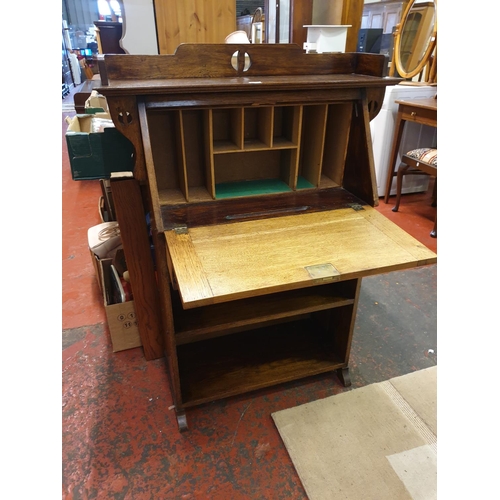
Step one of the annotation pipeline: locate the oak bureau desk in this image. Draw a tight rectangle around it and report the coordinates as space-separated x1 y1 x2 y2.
97 44 437 431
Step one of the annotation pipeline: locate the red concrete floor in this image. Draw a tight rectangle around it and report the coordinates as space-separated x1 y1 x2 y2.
62 86 437 499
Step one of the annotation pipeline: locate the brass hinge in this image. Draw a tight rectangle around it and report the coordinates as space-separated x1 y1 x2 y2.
305 263 340 282
348 203 364 211
173 225 188 235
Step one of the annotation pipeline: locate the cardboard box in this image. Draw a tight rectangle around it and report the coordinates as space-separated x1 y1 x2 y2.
85 90 108 114
66 113 135 181
91 250 142 352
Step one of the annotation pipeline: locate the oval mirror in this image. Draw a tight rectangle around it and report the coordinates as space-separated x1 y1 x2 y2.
392 0 437 79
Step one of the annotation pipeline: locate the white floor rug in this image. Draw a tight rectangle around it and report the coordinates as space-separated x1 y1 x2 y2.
272 366 437 500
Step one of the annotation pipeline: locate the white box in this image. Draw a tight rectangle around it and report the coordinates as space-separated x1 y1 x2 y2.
303 25 351 53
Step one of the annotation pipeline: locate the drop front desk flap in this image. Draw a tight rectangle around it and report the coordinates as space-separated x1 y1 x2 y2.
97 44 437 431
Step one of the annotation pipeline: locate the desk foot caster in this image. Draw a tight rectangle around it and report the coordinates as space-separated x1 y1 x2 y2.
176 410 189 432
336 367 351 387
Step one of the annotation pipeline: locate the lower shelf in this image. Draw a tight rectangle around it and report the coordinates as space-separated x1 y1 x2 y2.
177 317 346 407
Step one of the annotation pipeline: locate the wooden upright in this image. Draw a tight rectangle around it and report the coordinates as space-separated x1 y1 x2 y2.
153 0 236 54
98 44 437 431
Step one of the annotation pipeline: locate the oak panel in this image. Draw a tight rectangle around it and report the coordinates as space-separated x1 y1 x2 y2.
166 206 437 308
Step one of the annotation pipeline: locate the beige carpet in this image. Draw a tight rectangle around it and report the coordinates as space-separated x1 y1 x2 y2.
272 366 437 500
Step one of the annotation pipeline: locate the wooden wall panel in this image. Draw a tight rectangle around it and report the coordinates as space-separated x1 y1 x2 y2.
154 0 236 54
290 0 313 47
341 0 364 52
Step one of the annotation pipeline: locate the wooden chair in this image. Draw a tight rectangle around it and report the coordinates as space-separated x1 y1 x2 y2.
392 147 437 238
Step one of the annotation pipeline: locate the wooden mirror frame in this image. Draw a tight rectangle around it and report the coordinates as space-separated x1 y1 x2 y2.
390 0 437 79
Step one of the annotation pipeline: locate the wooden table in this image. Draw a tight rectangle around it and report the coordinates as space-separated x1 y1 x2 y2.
383 97 437 203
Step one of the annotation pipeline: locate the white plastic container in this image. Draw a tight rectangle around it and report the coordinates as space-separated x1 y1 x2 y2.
303 25 351 53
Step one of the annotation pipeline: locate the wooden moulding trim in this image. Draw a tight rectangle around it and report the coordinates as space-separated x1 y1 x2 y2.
97 45 400 95
101 45 358 80
98 74 401 97
137 100 163 230
160 187 365 229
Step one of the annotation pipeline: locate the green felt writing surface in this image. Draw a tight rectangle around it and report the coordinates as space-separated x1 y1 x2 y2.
215 177 315 199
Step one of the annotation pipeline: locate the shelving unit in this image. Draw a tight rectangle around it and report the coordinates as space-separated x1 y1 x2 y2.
98 44 437 431
171 279 359 407
145 102 354 205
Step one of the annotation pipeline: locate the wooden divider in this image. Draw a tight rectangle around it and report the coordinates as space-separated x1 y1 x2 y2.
145 102 353 205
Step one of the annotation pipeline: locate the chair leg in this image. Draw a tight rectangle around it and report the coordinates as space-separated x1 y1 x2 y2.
431 178 437 207
392 163 410 212
430 213 437 238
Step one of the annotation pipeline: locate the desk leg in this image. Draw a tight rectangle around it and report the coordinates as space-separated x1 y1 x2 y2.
111 178 164 360
176 410 188 432
383 112 406 204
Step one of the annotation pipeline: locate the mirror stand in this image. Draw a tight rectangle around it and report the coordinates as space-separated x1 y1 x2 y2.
389 0 437 84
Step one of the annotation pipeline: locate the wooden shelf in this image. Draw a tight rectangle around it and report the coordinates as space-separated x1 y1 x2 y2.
319 175 341 189
213 139 297 153
174 282 356 344
213 140 241 153
243 139 274 151
177 319 346 407
271 137 297 149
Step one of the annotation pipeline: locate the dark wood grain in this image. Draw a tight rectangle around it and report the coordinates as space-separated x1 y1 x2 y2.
172 280 358 344
160 187 366 229
105 95 147 182
150 230 184 409
177 319 344 407
95 45 428 430
110 178 164 359
342 0 365 52
143 88 364 109
336 367 351 387
97 45 399 89
290 0 312 48
343 97 378 206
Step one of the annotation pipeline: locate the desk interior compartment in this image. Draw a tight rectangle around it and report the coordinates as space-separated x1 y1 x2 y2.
147 108 212 204
298 104 328 188
272 105 301 148
243 106 273 149
213 149 298 198
146 100 355 205
211 105 301 198
211 108 243 152
319 102 352 188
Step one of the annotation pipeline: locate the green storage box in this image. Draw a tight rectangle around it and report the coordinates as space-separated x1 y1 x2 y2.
66 114 135 180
